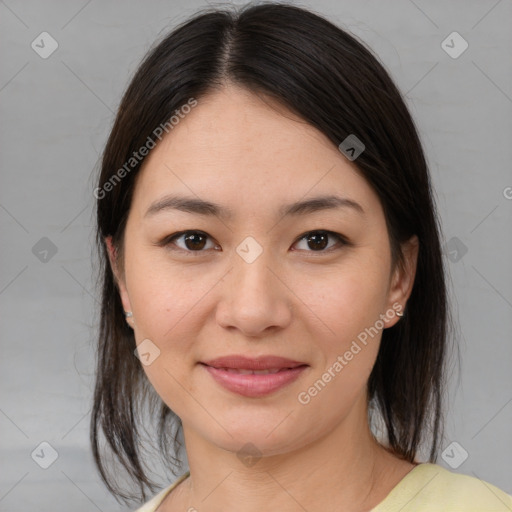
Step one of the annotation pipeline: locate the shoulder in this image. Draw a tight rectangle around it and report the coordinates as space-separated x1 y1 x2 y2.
418 463 512 509
133 471 190 512
375 462 512 512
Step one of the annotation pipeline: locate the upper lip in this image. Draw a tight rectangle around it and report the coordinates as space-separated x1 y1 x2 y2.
201 355 308 370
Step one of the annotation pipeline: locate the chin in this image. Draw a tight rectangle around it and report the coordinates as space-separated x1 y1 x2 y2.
196 412 312 459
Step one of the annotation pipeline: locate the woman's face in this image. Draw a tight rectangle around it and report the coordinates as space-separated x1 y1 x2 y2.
108 84 418 456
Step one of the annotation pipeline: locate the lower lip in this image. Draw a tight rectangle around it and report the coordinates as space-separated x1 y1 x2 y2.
201 364 308 398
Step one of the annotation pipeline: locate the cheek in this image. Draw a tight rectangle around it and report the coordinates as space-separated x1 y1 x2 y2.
125 239 390 417
291 258 389 403
126 258 202 412
295 258 390 344
125 248 207 341
293 269 386 420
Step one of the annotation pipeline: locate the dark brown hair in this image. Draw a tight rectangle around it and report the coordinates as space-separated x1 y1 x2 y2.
91 2 454 505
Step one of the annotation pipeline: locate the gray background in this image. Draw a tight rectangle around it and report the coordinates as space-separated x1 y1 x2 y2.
1 0 511 510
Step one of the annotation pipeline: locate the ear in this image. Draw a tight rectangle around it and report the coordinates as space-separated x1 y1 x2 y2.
383 235 419 328
105 235 133 325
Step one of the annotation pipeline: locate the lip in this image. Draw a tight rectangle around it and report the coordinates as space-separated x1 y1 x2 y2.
200 355 309 398
201 355 306 370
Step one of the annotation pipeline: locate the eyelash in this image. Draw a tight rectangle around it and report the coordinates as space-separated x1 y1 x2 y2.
159 230 349 257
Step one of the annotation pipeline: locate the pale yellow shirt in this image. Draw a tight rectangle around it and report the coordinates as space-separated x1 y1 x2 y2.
134 463 512 511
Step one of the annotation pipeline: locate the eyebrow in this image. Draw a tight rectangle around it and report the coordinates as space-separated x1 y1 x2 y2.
144 194 365 220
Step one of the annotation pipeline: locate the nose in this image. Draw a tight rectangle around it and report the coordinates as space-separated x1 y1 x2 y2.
215 249 293 337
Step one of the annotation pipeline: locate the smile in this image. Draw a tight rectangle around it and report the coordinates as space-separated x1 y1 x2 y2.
200 363 309 397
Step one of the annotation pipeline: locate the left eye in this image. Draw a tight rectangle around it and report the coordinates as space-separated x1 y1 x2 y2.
161 230 347 254
292 230 346 253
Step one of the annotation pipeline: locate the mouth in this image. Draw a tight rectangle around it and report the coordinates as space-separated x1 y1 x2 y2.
199 355 309 397
205 367 300 375
201 354 307 371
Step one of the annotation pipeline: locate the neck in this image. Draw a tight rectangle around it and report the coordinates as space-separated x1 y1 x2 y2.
170 396 410 512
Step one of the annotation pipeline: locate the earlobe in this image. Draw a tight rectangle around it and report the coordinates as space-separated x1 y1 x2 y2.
104 235 134 328
384 235 419 326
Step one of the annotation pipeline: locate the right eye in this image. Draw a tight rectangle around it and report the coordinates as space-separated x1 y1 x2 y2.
162 230 220 255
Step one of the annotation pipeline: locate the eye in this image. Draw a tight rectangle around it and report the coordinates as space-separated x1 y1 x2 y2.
163 230 219 254
160 229 348 256
291 230 347 253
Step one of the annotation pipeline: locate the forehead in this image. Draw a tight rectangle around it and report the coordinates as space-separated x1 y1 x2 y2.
129 84 382 221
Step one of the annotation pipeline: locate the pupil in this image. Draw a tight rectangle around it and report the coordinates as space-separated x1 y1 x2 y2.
308 232 328 250
185 233 206 250
182 232 329 251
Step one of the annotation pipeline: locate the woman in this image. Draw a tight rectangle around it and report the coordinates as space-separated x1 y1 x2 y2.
90 3 512 511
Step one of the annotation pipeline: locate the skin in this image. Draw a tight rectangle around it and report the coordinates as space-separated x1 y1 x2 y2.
106 83 419 511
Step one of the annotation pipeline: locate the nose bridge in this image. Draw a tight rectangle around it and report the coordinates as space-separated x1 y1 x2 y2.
231 240 277 303
216 237 291 335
